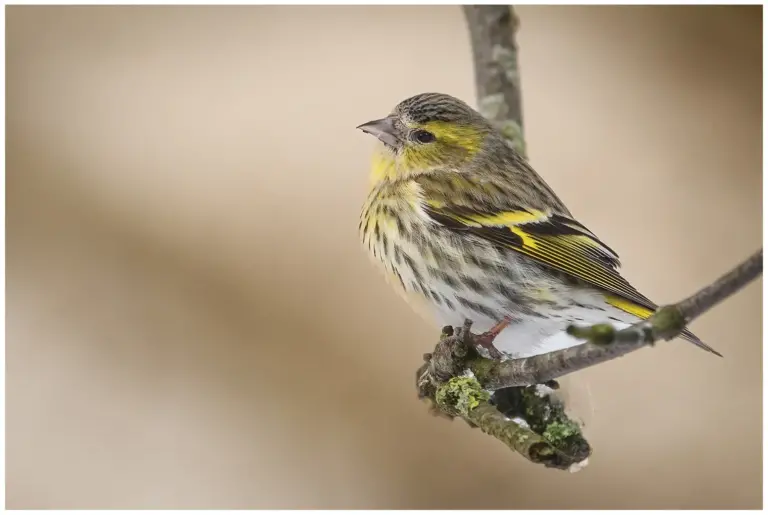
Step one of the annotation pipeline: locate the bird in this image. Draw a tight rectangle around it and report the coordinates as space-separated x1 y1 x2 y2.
356 92 721 360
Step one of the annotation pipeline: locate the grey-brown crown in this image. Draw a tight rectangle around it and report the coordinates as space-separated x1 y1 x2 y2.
393 92 487 125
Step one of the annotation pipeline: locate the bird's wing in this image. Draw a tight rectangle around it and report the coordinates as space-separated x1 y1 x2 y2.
423 201 651 305
422 199 719 354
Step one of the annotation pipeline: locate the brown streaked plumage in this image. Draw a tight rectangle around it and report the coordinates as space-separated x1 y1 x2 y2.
357 92 721 358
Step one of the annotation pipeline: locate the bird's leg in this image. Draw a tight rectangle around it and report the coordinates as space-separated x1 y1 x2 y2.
473 316 512 360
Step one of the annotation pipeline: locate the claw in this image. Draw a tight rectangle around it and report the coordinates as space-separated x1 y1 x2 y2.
474 316 512 359
484 316 513 340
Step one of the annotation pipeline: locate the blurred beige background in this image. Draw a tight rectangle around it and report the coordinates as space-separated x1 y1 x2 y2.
6 5 762 509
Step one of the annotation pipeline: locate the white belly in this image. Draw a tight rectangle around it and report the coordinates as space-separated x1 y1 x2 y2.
429 286 639 359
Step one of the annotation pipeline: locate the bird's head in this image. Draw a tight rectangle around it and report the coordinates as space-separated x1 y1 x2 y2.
357 93 494 183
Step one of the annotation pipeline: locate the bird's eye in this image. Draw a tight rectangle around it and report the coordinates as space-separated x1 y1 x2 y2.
412 130 436 144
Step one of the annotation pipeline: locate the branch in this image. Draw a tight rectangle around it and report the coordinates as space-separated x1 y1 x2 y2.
417 325 592 471
463 5 526 156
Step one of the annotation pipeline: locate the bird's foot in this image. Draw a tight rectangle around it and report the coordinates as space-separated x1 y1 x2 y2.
473 316 511 360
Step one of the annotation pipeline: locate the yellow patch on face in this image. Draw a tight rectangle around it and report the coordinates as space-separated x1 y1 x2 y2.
604 295 654 319
399 120 485 173
369 146 397 185
421 121 484 155
366 120 487 184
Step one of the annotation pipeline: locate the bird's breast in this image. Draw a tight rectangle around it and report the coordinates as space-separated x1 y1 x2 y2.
360 183 537 324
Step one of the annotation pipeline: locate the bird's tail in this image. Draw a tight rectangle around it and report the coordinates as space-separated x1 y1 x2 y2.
680 329 722 357
604 295 722 357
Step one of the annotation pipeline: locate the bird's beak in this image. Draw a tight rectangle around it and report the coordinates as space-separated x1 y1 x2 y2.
356 117 400 147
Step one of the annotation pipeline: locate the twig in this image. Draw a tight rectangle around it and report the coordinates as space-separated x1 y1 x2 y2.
676 248 763 322
463 5 526 156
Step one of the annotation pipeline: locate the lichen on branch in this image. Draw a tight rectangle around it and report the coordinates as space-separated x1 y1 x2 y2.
417 323 592 470
435 376 490 418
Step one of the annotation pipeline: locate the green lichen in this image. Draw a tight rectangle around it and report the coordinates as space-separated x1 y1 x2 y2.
435 376 491 418
478 92 507 121
499 120 526 156
466 355 501 386
652 305 686 339
543 419 582 446
566 323 616 345
492 44 521 89
492 386 591 462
